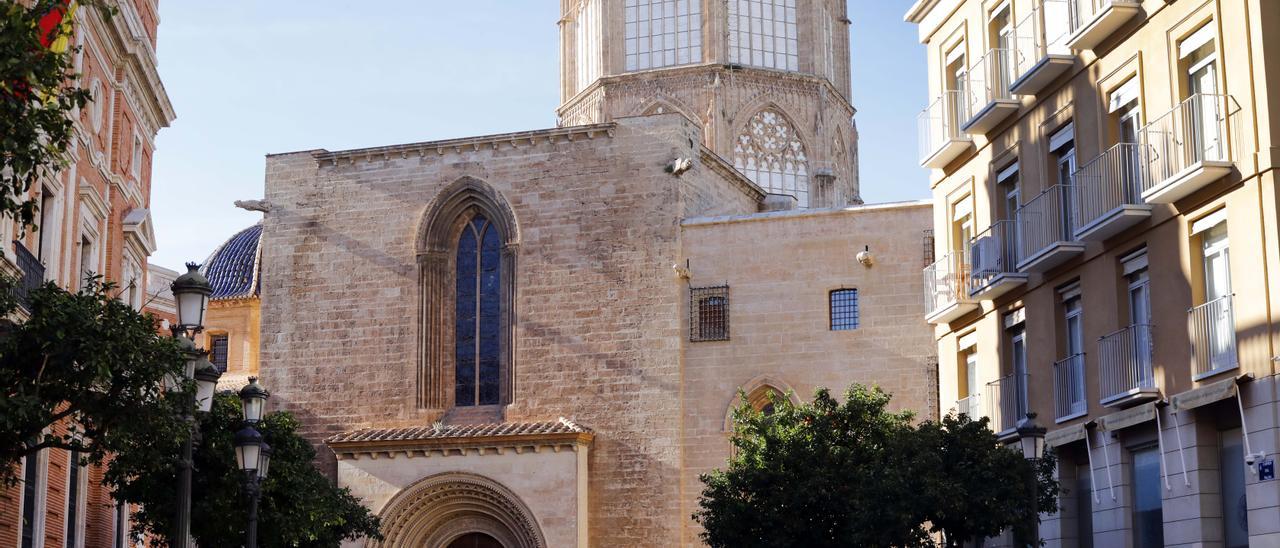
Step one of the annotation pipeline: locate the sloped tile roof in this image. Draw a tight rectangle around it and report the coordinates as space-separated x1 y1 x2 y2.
200 222 262 300
326 418 591 445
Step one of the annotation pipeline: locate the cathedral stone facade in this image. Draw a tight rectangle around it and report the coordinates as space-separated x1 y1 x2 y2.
256 3 934 547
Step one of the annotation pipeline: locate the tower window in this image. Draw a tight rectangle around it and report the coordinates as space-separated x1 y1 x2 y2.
829 288 859 330
728 0 799 71
733 108 810 207
691 285 730 342
455 213 503 406
624 0 702 71
210 334 229 373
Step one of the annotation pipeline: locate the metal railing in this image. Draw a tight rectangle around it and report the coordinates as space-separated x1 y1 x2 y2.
968 220 1018 296
1073 142 1147 229
918 90 967 163
1190 294 1238 379
1016 184 1077 264
1012 0 1071 82
963 48 1018 120
1099 324 1156 404
1140 93 1238 191
956 394 982 418
13 240 44 311
1053 354 1087 420
924 249 970 317
1068 0 1129 35
986 372 1028 434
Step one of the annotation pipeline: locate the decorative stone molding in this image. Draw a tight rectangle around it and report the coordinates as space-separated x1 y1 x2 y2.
309 123 616 167
370 472 548 548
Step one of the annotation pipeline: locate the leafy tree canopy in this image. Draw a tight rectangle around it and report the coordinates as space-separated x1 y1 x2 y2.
695 384 1059 548
107 392 383 547
0 276 190 483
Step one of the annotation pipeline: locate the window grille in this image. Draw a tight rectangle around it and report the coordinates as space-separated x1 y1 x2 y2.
923 229 935 267
830 288 859 330
210 334 229 373
691 285 730 341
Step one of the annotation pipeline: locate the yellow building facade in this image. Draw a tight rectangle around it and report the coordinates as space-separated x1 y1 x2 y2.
908 0 1280 546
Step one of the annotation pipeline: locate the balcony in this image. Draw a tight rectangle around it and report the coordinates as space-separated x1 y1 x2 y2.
959 48 1020 135
1009 0 1074 96
1016 184 1084 273
1072 143 1152 241
1065 0 1141 51
955 394 983 419
1140 94 1239 204
1098 324 1158 407
967 220 1028 301
1190 294 1238 381
924 249 978 325
918 90 973 168
986 372 1028 436
1053 354 1087 422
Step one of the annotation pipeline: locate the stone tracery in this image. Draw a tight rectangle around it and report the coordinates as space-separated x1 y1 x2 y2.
733 108 811 207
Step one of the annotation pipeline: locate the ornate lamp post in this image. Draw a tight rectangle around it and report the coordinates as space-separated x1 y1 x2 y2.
235 377 271 548
1016 413 1047 547
168 263 218 548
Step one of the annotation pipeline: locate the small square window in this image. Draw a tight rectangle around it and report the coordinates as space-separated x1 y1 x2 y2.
830 288 859 330
210 334 229 373
691 285 730 342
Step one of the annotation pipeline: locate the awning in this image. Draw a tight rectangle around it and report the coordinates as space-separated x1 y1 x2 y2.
1170 374 1247 412
1099 401 1158 432
1046 421 1091 447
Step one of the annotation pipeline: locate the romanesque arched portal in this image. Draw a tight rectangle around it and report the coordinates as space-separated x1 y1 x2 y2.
370 472 546 548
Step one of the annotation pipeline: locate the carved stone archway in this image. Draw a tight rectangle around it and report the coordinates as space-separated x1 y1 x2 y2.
371 472 546 548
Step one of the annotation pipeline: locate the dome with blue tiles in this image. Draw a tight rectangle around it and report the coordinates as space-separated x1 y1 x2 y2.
200 222 263 300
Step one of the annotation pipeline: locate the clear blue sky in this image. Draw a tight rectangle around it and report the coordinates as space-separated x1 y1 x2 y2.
149 1 928 271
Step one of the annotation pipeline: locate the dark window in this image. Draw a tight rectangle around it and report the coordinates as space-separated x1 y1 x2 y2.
830 288 859 330
448 532 503 548
66 450 81 547
20 452 39 548
691 285 730 341
210 334 229 373
455 214 502 406
113 502 128 548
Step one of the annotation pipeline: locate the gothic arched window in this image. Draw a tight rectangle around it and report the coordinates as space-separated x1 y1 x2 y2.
733 109 811 207
455 214 502 406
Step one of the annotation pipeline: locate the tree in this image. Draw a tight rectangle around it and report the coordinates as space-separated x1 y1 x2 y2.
107 392 383 547
694 384 1060 548
0 276 191 483
0 0 98 227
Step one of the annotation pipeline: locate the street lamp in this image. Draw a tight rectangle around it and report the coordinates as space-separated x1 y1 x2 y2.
171 263 211 336
235 378 272 548
192 354 220 413
168 263 217 548
1016 413 1047 547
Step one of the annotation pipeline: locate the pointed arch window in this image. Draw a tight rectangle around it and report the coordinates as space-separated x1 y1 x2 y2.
733 109 811 207
455 214 503 407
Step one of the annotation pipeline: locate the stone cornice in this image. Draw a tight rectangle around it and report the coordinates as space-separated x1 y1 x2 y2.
681 199 933 227
90 2 175 133
329 431 594 461
303 123 618 167
697 148 766 201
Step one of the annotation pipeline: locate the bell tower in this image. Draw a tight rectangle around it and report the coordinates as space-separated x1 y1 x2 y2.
558 0 860 207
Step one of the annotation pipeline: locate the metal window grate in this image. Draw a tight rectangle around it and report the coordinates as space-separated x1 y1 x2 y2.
922 229 935 267
210 335 229 373
691 285 730 342
830 288 859 330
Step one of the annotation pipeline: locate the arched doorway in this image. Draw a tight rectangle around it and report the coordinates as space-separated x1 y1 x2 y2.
447 532 503 548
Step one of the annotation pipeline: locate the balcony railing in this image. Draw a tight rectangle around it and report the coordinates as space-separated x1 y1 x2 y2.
1072 142 1151 241
955 394 982 419
1066 0 1141 51
1140 93 1239 203
1016 184 1084 272
967 220 1026 300
1053 354 1087 421
1099 324 1158 406
13 240 44 311
924 249 977 324
960 48 1020 134
1190 294 1238 380
986 373 1028 435
918 90 972 168
1010 0 1073 96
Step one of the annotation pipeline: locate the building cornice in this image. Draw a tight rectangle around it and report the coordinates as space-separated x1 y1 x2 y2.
697 147 767 201
327 419 595 461
90 2 176 133
298 123 618 167
681 199 933 227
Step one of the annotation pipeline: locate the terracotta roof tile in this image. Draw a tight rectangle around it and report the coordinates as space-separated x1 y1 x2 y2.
326 418 590 445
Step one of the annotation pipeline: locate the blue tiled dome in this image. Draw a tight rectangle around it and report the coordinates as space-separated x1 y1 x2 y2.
200 223 263 300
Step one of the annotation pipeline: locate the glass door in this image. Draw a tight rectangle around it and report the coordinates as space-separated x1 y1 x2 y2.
1118 104 1143 201
1128 269 1153 382
1056 144 1077 238
1202 223 1235 371
1187 55 1221 162
1220 428 1248 547
1012 328 1028 419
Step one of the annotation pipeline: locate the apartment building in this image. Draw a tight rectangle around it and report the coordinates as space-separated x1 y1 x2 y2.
907 0 1280 546
0 1 173 547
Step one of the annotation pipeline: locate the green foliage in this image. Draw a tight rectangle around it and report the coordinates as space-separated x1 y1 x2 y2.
695 384 1060 548
0 275 190 483
0 1 100 227
107 393 383 547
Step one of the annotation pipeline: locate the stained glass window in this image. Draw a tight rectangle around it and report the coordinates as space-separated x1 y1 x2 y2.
455 214 503 406
733 109 810 207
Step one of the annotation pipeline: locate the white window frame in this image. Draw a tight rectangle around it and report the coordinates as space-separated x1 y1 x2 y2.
64 449 87 548
18 449 49 548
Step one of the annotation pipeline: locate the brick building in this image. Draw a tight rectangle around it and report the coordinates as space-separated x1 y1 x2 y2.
255 2 937 546
0 1 173 547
